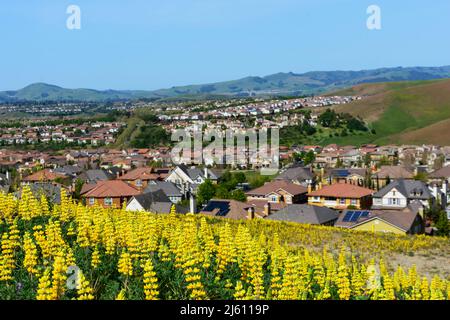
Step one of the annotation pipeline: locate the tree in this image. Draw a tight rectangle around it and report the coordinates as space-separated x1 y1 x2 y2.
435 211 449 237
196 180 217 206
230 189 247 202
73 178 85 200
303 150 316 166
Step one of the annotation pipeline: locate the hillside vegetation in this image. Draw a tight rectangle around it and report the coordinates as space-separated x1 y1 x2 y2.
2 66 450 102
327 78 450 146
0 188 449 300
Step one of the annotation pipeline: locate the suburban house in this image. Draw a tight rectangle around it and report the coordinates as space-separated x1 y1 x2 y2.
372 165 414 188
144 180 184 204
246 180 308 205
200 199 256 220
307 183 374 210
322 168 367 186
165 165 221 194
335 205 424 235
274 166 314 187
265 204 339 226
83 180 141 208
372 179 435 209
118 167 169 191
126 189 189 214
21 169 66 185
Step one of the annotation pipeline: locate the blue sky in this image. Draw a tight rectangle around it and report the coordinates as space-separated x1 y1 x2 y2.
0 0 449 91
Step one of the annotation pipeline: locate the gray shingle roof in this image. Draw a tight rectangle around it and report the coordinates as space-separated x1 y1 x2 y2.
275 166 314 182
266 204 339 225
129 190 189 214
144 181 182 197
373 179 432 200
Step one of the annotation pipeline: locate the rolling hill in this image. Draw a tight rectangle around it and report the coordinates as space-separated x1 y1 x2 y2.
330 78 450 145
1 65 450 102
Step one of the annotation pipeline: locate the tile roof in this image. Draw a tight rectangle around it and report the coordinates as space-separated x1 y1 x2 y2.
118 167 161 181
246 180 308 197
307 183 374 198
200 199 254 220
374 166 414 179
266 204 338 225
429 165 450 179
22 169 66 182
84 180 140 198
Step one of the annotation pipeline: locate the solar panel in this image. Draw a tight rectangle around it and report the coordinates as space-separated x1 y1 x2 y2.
350 211 362 222
203 201 230 216
343 211 354 222
361 211 370 217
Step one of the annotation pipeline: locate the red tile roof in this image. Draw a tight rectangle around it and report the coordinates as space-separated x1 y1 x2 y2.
23 169 66 182
308 183 374 198
84 180 141 198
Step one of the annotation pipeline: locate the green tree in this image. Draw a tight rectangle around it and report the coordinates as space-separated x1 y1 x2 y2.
230 189 247 202
435 211 449 237
196 180 217 206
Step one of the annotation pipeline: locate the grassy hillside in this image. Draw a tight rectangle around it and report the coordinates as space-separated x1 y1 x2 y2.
328 79 450 145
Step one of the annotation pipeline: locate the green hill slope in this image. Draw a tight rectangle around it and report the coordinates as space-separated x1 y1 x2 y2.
331 78 450 145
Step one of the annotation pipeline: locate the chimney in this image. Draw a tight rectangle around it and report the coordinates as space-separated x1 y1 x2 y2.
307 184 312 194
204 167 208 179
264 202 271 216
247 207 255 220
5 171 10 181
189 193 196 214
319 182 322 190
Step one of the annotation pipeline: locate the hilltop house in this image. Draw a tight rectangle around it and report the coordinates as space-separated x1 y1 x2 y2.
335 205 424 235
144 180 184 204
372 179 435 209
307 183 374 210
165 165 221 194
83 180 140 208
246 180 308 205
372 165 414 188
126 189 189 214
200 199 256 220
274 166 314 187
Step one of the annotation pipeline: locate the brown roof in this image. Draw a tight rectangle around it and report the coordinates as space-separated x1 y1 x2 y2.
118 167 161 181
23 169 66 182
375 166 414 179
429 165 450 179
200 199 254 220
84 180 141 198
308 183 374 198
246 180 308 197
336 207 420 232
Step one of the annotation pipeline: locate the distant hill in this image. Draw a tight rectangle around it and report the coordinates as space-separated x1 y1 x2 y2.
1 65 450 102
329 78 450 145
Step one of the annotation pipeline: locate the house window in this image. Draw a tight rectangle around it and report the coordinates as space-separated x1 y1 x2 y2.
104 198 113 206
340 198 346 205
270 195 277 202
388 198 399 205
312 196 321 202
89 198 95 205
136 179 142 187
350 199 357 205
